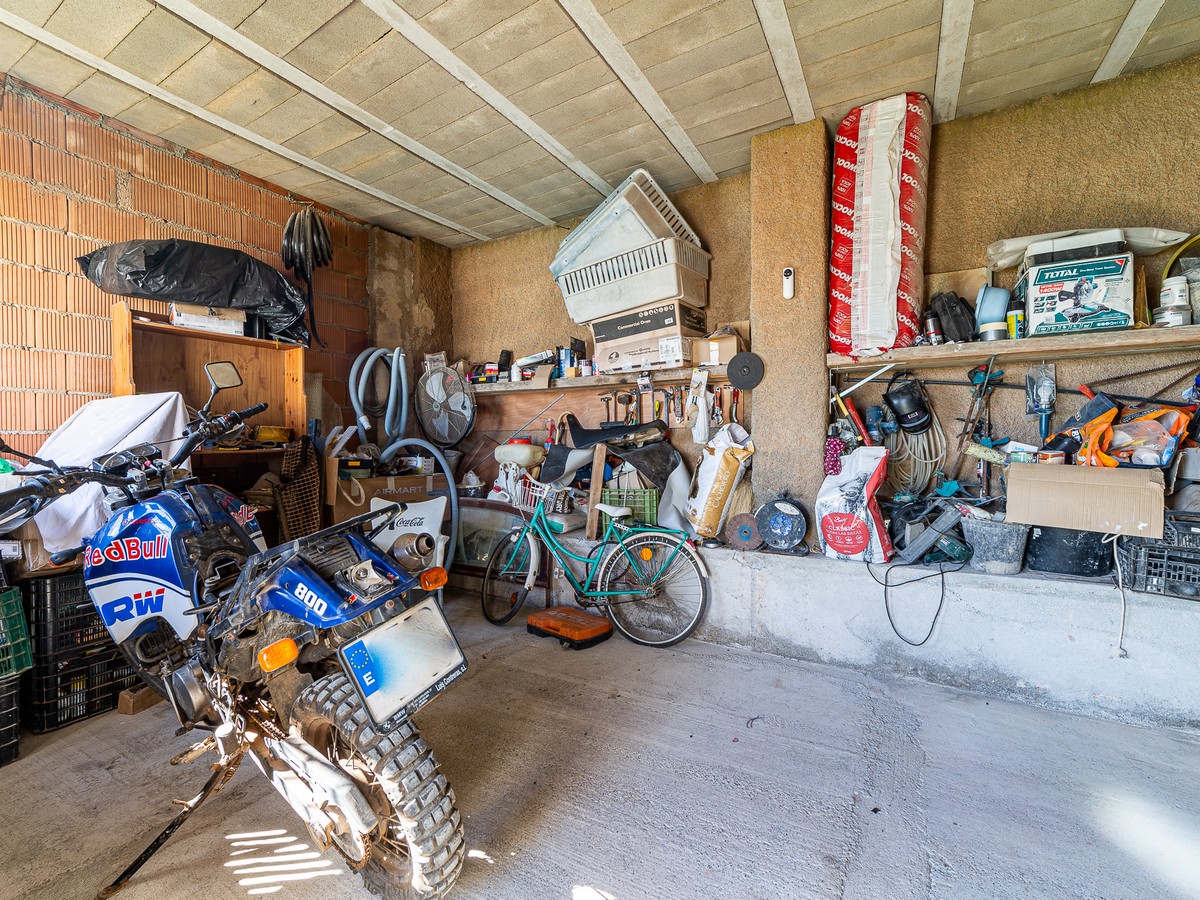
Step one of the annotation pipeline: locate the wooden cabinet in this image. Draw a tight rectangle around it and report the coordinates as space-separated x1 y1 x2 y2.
110 301 306 434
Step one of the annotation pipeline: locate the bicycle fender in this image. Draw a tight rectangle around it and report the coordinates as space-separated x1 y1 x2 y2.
523 532 540 591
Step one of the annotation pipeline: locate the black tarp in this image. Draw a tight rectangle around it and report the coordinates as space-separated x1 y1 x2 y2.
77 239 310 345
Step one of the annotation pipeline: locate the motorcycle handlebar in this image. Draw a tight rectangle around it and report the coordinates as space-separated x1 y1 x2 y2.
169 402 269 466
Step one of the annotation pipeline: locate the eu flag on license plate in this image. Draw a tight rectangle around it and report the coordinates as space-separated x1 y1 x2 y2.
343 639 381 697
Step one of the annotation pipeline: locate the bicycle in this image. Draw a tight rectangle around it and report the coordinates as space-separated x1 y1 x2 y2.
480 477 709 647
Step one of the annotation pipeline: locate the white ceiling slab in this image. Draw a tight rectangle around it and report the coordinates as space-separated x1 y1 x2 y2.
0 0 1196 246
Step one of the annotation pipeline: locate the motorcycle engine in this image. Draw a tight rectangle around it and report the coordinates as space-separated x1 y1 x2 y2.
163 658 221 728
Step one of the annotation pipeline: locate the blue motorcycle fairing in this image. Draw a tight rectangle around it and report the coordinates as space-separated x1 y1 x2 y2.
84 491 202 644
208 485 267 552
256 533 424 628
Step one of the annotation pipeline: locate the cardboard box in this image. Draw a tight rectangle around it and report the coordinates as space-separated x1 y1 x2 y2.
591 301 707 374
169 302 247 336
702 321 748 366
326 458 452 525
1023 252 1134 336
1005 463 1164 538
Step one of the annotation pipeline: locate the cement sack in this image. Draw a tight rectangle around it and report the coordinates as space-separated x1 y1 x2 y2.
816 446 893 562
685 424 754 538
829 92 931 357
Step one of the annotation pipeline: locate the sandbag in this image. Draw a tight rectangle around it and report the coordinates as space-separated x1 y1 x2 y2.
77 239 309 345
829 92 931 357
816 446 893 562
685 424 754 538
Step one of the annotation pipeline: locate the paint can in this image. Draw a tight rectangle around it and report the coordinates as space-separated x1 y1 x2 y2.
1160 275 1190 308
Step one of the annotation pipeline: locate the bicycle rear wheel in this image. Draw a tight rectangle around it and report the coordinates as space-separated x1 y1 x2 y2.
481 529 535 624
595 533 708 647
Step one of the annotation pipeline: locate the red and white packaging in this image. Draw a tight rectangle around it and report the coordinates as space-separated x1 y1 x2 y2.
815 446 893 563
829 92 931 357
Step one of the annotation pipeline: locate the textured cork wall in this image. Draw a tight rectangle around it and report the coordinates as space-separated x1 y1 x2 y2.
369 228 453 393
0 76 370 455
748 120 830 513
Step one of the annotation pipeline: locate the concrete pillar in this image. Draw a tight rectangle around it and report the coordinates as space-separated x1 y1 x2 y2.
748 120 830 524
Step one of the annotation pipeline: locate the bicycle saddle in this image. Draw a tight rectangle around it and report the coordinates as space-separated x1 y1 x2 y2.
564 413 666 450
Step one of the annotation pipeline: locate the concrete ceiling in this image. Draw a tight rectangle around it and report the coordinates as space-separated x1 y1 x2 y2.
1 0 1196 247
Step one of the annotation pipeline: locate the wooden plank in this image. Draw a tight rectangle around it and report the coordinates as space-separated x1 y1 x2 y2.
282 346 307 437
131 316 305 351
111 301 135 396
827 325 1200 372
585 442 607 541
118 684 164 715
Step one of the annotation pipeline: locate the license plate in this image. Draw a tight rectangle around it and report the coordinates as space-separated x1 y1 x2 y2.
339 598 467 730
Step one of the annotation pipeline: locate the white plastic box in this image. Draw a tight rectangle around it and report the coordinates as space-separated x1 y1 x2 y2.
556 237 710 324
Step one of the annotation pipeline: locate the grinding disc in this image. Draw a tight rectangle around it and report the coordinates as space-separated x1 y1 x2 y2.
727 352 765 390
725 513 764 551
755 498 808 551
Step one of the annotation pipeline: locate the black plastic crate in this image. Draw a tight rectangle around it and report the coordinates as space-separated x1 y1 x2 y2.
0 675 18 766
21 573 111 658
20 645 133 733
1117 512 1200 600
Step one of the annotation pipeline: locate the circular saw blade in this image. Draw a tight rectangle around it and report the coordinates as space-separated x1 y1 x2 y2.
725 513 764 551
727 351 765 390
755 498 808 551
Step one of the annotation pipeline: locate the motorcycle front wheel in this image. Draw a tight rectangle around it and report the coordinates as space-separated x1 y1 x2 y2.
291 673 464 899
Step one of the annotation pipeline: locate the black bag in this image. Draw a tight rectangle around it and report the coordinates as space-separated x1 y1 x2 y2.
930 292 975 343
77 239 310 345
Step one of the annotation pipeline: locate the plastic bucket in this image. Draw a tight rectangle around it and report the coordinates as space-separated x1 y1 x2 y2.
1024 526 1113 577
962 518 1030 575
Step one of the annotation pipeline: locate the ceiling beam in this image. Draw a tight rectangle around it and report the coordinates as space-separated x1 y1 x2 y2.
0 8 490 241
360 0 611 197
556 0 717 183
154 0 555 227
933 0 974 122
751 0 814 123
1092 0 1165 83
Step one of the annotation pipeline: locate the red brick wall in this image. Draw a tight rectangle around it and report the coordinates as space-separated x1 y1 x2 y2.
0 76 370 456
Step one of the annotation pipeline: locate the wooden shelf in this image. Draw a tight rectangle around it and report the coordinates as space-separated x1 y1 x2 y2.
193 447 286 457
827 325 1200 372
470 364 727 395
112 302 306 437
128 315 305 351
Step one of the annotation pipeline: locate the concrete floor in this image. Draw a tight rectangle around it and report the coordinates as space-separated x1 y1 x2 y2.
2 594 1200 900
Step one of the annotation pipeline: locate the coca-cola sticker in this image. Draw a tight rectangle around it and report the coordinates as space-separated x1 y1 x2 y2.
821 512 869 555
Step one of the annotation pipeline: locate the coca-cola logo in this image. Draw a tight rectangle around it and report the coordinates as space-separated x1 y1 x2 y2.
822 513 869 555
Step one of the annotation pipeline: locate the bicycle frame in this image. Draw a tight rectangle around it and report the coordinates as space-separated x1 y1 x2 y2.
500 494 690 601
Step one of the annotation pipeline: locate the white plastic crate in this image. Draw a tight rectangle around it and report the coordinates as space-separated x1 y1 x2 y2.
555 237 711 324
550 169 701 279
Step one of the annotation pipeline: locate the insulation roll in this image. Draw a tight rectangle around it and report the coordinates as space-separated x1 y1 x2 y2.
829 92 931 357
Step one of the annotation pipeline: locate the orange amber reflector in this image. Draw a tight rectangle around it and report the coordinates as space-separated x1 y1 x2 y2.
258 638 298 673
640 547 654 562
420 567 449 591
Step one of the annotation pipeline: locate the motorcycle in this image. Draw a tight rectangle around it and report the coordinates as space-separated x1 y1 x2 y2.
0 362 467 899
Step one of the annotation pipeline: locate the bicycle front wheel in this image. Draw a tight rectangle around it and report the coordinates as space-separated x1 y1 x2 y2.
481 529 535 624
596 534 709 647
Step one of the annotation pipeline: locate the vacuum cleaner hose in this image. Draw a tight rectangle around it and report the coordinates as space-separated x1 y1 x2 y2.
350 347 408 445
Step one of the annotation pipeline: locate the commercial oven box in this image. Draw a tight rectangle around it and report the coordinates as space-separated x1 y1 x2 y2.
590 300 707 374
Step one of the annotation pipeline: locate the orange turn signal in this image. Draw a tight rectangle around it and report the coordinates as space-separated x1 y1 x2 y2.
420 567 448 591
258 638 298 673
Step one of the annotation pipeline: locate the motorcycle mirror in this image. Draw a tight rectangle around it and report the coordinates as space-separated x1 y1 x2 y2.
205 361 242 392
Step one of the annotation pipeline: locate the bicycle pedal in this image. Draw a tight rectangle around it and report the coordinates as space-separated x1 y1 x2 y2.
526 606 613 650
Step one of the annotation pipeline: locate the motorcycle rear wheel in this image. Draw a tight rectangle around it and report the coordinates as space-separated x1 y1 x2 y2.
291 673 464 898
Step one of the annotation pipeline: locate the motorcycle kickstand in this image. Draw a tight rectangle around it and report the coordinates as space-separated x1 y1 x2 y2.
96 753 242 899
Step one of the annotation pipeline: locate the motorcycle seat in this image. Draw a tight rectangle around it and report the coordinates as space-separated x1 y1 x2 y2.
594 503 632 519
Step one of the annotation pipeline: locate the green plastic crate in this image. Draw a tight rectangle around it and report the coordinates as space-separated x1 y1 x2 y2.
0 590 33 678
599 488 659 529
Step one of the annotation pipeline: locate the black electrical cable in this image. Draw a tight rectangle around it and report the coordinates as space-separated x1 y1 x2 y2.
282 207 333 348
866 555 971 647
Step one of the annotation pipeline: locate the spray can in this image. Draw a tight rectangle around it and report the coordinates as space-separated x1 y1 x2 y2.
921 309 944 345
1006 297 1026 340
